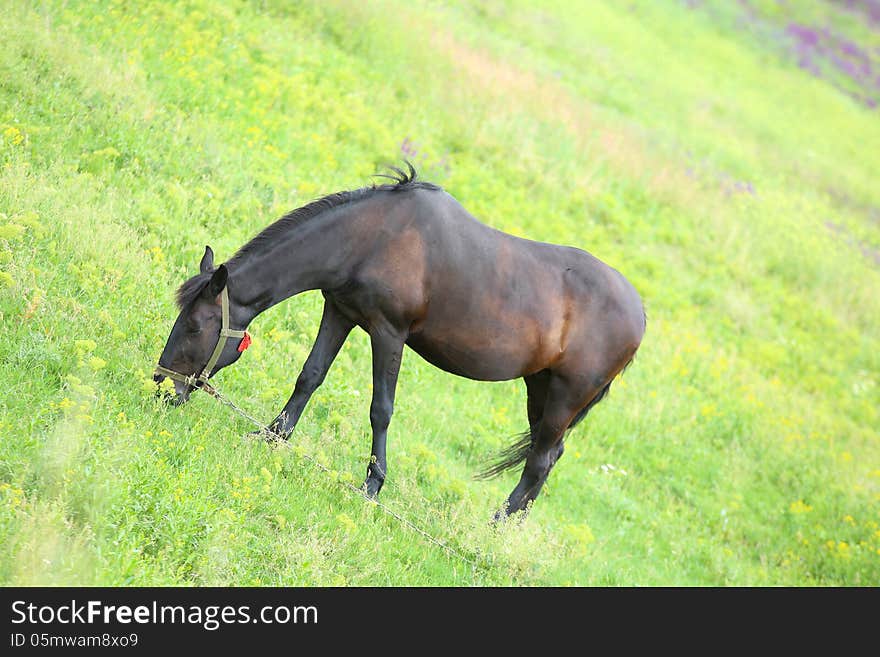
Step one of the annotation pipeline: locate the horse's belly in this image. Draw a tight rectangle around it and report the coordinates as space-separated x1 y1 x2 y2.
404 330 540 381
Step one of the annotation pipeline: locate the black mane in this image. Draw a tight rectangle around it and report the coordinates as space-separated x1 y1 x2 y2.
229 161 438 264
175 271 212 310
175 163 439 309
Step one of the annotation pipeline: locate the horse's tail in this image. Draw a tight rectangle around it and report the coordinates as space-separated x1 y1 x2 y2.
475 426 535 480
476 379 615 480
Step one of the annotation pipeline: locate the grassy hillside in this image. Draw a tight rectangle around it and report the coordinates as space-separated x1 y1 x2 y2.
1 0 878 585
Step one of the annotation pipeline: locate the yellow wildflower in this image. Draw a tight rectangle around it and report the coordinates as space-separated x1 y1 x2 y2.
789 500 812 514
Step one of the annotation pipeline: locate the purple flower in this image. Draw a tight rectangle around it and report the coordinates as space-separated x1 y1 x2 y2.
787 23 820 47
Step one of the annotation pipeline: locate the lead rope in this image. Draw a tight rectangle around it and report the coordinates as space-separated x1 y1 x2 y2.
199 382 483 576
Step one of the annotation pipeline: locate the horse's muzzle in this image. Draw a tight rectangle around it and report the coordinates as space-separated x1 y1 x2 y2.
170 382 193 406
152 372 190 406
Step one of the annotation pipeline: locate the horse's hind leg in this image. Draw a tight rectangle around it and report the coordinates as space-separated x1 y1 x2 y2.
525 369 567 468
525 369 551 429
532 374 567 465
501 373 598 517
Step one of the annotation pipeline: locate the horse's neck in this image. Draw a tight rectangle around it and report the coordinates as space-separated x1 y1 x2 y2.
227 212 349 326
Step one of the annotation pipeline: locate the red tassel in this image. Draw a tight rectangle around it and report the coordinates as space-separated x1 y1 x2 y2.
238 332 252 352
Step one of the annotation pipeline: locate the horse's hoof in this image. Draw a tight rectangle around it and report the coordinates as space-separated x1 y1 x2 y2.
247 428 287 443
491 502 528 525
362 477 384 499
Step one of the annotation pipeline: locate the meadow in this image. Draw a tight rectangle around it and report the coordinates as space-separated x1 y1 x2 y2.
1 0 878 585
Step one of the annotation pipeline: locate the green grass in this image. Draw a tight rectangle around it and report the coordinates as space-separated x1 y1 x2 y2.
1 0 878 585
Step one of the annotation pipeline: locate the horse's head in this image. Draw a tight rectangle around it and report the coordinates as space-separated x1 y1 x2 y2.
153 246 248 405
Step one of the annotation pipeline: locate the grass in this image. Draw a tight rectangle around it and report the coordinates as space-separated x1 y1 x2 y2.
1 0 878 586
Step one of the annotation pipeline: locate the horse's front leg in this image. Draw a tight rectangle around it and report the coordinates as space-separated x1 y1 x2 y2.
264 299 353 438
363 326 405 497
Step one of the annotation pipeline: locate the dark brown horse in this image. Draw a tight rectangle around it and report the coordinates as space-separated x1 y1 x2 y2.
154 165 645 517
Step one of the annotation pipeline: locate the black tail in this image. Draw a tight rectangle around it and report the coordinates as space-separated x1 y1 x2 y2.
477 380 614 480
475 425 536 480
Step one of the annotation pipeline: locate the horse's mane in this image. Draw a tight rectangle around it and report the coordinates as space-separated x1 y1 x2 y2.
229 161 438 264
175 272 213 310
175 162 439 309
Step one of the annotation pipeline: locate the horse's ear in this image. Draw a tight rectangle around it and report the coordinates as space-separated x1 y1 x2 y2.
206 264 227 300
199 245 215 274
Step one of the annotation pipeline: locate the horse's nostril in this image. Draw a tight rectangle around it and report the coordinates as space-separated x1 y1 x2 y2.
153 372 166 384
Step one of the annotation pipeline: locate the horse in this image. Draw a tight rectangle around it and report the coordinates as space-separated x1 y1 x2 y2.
153 164 645 518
